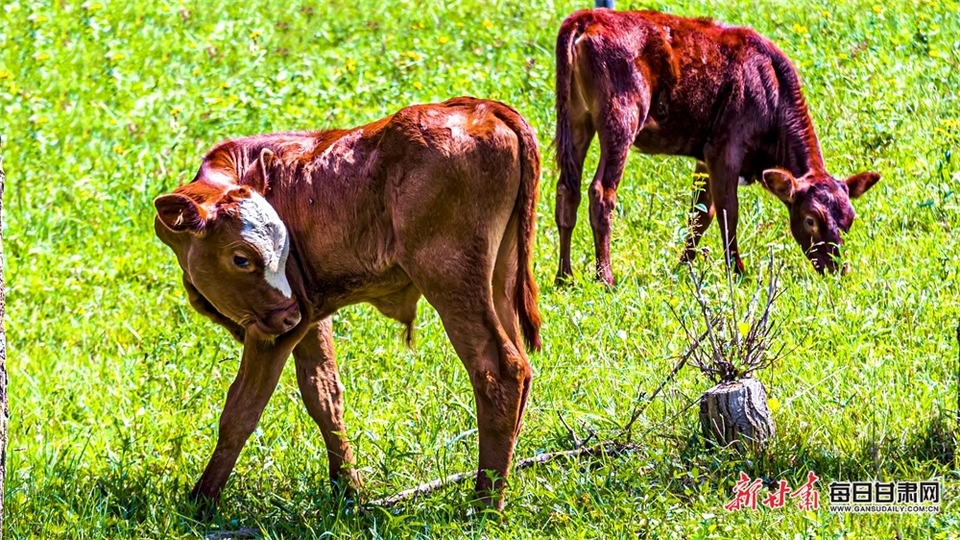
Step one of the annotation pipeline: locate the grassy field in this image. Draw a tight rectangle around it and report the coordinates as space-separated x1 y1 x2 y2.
2 0 959 537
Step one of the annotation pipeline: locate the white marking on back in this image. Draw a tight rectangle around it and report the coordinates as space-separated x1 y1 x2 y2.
316 129 363 174
443 111 469 140
238 193 292 298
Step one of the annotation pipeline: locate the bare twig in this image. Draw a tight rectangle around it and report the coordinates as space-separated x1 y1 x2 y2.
557 411 582 449
205 528 260 540
366 470 476 508
364 440 644 509
619 327 709 441
682 250 784 383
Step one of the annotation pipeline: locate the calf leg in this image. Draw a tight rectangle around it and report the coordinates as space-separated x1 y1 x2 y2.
440 302 530 510
292 317 361 497
492 223 532 439
589 98 641 286
680 161 715 263
705 148 746 274
189 327 306 515
555 113 595 285
408 259 530 511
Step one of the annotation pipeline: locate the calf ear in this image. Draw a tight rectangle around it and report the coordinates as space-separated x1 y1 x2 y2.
761 168 799 203
845 171 881 198
155 193 206 234
243 148 275 194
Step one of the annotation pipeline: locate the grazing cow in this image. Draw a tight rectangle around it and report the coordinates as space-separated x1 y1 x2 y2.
154 97 542 513
554 9 881 284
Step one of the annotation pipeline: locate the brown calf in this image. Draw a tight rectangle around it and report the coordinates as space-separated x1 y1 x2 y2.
154 97 541 513
554 9 881 284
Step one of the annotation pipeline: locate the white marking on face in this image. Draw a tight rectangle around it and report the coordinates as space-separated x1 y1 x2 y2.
238 193 292 299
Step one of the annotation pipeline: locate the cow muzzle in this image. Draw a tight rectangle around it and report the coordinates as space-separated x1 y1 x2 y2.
255 301 302 336
808 243 843 275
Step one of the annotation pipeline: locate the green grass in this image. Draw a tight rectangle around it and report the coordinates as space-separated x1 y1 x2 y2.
2 0 959 537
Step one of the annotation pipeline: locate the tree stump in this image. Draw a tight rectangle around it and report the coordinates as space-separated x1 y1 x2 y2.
699 378 775 452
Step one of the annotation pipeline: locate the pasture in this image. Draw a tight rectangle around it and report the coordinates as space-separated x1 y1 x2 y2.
2 0 959 537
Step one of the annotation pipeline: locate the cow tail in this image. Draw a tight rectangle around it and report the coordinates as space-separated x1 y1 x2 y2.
554 13 584 192
496 107 543 352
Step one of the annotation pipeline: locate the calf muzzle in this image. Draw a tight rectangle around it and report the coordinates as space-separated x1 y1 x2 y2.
255 301 302 337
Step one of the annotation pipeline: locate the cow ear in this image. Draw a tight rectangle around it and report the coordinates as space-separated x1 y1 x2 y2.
244 148 275 194
155 193 206 234
845 171 880 199
762 168 799 203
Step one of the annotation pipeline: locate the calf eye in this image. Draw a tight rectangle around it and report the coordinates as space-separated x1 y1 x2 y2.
804 217 816 228
233 255 250 269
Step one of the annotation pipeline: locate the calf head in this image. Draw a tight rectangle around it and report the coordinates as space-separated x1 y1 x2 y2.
154 153 301 340
762 168 880 274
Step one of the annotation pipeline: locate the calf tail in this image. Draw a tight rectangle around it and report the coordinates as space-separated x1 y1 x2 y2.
495 107 543 352
554 11 587 192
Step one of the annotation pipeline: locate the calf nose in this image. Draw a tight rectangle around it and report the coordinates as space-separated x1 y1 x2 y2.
263 302 301 334
278 302 301 330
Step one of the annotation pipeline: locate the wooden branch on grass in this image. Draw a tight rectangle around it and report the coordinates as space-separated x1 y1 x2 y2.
205 528 260 540
365 440 641 509
619 326 709 441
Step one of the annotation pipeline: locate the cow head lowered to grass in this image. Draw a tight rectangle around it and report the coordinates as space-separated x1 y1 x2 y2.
154 97 542 515
553 9 881 284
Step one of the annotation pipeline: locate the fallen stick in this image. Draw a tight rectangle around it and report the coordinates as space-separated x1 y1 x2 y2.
205 528 260 540
365 440 642 508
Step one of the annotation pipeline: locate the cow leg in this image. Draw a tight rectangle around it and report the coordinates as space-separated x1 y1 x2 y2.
705 147 746 274
408 259 530 510
292 317 361 498
189 330 303 516
492 215 532 439
589 98 641 286
555 112 595 285
440 301 529 510
680 161 715 263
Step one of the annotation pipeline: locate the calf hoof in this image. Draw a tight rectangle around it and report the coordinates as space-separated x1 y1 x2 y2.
595 268 616 288
472 470 506 511
733 255 746 276
680 246 710 264
331 469 363 502
186 488 219 521
555 265 576 287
